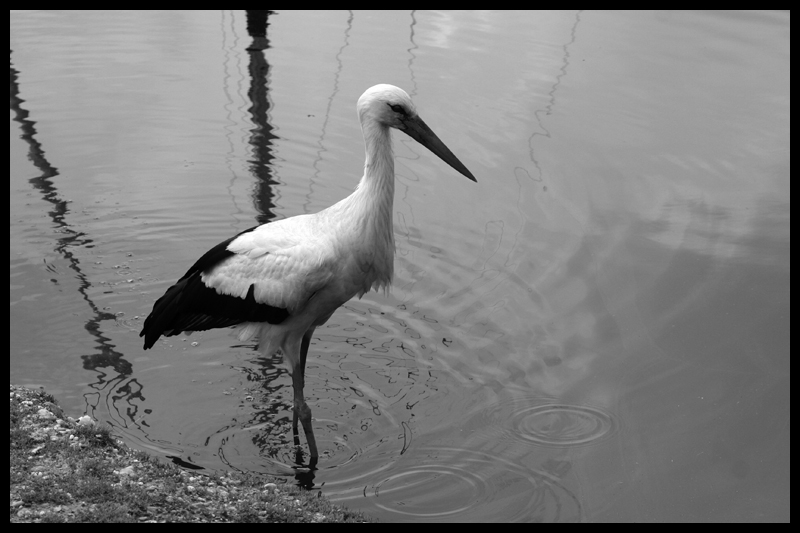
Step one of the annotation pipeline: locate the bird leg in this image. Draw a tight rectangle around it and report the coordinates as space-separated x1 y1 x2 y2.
292 328 318 466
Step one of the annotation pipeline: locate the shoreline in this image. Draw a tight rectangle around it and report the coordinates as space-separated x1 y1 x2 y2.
10 384 375 523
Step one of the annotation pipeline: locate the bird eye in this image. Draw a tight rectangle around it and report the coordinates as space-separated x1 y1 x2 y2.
388 104 406 115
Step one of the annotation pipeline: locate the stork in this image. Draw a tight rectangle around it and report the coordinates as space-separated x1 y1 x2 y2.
140 84 476 466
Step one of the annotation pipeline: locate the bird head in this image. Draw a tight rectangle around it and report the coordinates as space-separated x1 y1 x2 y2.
357 84 418 129
357 84 477 182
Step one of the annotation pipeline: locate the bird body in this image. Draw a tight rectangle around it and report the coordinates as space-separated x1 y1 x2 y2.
141 84 475 466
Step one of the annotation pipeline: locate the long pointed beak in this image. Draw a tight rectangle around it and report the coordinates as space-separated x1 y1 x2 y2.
400 114 477 182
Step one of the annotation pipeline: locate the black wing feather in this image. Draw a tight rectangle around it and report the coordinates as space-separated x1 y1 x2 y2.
140 225 289 350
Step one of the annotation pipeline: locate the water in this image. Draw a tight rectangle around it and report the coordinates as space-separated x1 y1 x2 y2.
10 10 789 522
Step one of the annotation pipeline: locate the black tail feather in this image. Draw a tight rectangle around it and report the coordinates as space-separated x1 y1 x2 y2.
140 272 289 350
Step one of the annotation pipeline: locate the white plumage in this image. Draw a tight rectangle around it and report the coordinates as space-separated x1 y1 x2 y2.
141 84 476 466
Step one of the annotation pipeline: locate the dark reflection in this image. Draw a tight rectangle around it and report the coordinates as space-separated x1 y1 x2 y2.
106 11 289 474
11 51 128 419
167 456 205 470
243 11 317 484
12 11 289 475
526 10 581 184
244 10 280 225
212 350 318 485
293 466 317 489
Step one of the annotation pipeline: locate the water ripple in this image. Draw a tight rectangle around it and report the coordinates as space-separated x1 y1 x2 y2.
487 397 617 448
329 446 582 522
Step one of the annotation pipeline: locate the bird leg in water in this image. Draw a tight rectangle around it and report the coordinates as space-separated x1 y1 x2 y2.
292 329 318 466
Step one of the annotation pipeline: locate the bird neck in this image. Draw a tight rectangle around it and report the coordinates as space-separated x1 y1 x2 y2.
353 121 395 239
360 121 395 201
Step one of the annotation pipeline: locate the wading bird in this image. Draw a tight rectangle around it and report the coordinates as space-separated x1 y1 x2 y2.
141 84 476 466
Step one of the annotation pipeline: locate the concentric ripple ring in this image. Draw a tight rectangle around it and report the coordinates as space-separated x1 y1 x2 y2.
487 398 617 448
